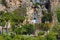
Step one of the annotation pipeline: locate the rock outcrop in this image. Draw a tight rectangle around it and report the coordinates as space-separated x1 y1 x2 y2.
0 4 6 11
23 0 59 26
0 0 59 24
0 0 22 12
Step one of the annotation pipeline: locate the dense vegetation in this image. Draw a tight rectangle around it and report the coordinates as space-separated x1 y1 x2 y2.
0 0 60 40
0 31 57 40
0 11 59 40
2 0 6 6
56 8 60 22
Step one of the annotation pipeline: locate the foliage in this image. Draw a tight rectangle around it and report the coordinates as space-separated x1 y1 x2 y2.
13 35 36 40
46 31 57 40
42 13 52 23
39 23 50 31
0 18 6 26
0 11 11 32
22 24 36 35
36 36 47 40
0 32 57 40
0 11 26 34
0 35 4 40
10 13 25 32
14 24 36 35
56 9 60 22
38 31 45 36
52 24 60 36
34 3 40 8
13 6 27 16
0 11 8 26
10 13 25 23
2 0 6 6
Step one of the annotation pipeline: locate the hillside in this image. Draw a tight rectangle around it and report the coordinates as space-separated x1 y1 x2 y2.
0 0 60 40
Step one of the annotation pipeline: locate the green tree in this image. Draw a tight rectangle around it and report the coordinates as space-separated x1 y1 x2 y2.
10 13 25 33
0 11 10 34
38 31 45 36
37 36 47 40
42 13 52 23
46 31 57 40
39 23 50 31
22 24 36 35
14 24 36 35
52 24 60 36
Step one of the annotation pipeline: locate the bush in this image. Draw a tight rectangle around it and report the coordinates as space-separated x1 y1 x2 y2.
1 32 57 40
39 23 50 31
42 13 52 23
22 24 36 35
38 31 45 36
52 24 60 36
13 6 27 16
0 35 4 40
56 9 60 22
14 24 36 35
46 31 57 40
36 36 47 40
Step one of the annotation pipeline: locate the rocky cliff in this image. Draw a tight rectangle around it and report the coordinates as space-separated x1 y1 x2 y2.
0 0 22 12
0 0 59 24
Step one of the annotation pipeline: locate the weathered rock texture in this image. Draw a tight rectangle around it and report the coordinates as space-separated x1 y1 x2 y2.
0 0 59 24
0 4 6 11
26 0 59 24
0 0 22 12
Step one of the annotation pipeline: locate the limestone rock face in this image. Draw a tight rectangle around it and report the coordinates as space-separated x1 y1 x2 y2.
51 0 59 24
0 0 59 11
26 0 59 24
0 0 22 12
0 4 6 11
6 0 21 7
0 0 59 24
5 0 22 12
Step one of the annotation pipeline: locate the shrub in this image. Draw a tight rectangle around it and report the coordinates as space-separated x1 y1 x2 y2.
39 23 50 31
0 35 4 40
56 9 60 22
38 31 45 36
14 24 36 35
42 13 52 23
36 36 47 40
52 24 60 36
22 24 36 35
46 31 57 40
